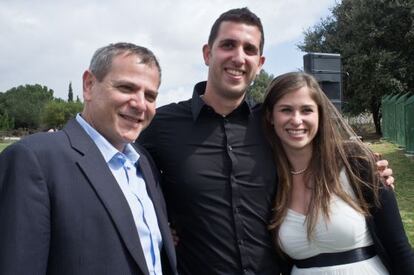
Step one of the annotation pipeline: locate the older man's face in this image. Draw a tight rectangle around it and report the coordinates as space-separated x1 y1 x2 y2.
82 53 159 151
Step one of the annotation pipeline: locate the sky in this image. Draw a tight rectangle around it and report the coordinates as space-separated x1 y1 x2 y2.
0 0 338 107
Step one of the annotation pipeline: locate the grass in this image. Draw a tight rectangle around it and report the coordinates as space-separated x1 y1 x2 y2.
368 139 414 246
0 141 12 152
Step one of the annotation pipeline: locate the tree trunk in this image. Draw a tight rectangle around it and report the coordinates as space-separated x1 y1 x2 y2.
371 97 382 135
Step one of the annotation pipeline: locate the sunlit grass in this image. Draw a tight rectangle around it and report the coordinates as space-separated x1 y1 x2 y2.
368 140 414 246
0 141 12 152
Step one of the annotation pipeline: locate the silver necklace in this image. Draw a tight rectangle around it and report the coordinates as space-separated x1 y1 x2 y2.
290 167 308 175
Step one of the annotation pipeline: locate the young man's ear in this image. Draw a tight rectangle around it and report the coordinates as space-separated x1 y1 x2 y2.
202 44 211 66
256 56 265 75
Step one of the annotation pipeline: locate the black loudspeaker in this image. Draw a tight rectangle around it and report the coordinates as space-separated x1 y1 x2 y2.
303 53 342 111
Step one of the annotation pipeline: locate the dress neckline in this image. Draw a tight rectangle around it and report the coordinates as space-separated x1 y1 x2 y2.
288 208 307 218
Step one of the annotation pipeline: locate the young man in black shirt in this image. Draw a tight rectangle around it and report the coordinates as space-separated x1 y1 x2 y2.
138 8 394 275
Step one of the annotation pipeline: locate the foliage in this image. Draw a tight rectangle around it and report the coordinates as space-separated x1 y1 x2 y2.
0 112 14 131
0 84 54 129
0 93 14 131
42 100 83 129
68 82 74 102
298 0 414 134
246 69 274 104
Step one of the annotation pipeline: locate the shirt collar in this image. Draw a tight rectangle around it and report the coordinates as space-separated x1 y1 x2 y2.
190 81 252 121
75 114 139 165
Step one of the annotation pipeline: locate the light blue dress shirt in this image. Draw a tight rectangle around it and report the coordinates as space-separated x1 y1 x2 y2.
76 114 163 275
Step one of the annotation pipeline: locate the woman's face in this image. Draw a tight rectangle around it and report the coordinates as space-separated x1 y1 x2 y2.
271 86 319 154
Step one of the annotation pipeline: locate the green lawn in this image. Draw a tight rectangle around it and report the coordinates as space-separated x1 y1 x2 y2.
0 142 12 152
368 140 414 246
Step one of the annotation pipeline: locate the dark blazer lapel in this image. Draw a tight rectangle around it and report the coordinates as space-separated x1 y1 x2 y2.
137 150 176 269
63 119 150 275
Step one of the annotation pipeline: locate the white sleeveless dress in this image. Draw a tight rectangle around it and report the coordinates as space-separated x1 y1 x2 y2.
279 170 389 275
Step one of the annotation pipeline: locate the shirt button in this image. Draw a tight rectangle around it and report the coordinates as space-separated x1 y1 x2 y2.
228 145 233 151
238 239 244 245
234 207 239 214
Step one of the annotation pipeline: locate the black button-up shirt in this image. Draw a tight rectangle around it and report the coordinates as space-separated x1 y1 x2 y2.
138 82 280 274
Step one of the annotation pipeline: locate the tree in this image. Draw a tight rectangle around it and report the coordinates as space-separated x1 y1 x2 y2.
42 100 83 129
246 69 274 104
1 84 54 129
298 0 414 134
0 112 14 131
68 82 74 102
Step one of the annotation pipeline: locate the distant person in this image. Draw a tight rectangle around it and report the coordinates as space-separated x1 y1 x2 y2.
138 8 394 275
262 72 414 274
0 42 177 275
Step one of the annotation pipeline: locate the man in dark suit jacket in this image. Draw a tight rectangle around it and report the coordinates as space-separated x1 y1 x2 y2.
0 42 177 275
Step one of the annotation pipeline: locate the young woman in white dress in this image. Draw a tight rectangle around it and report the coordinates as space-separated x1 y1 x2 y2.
262 72 414 275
